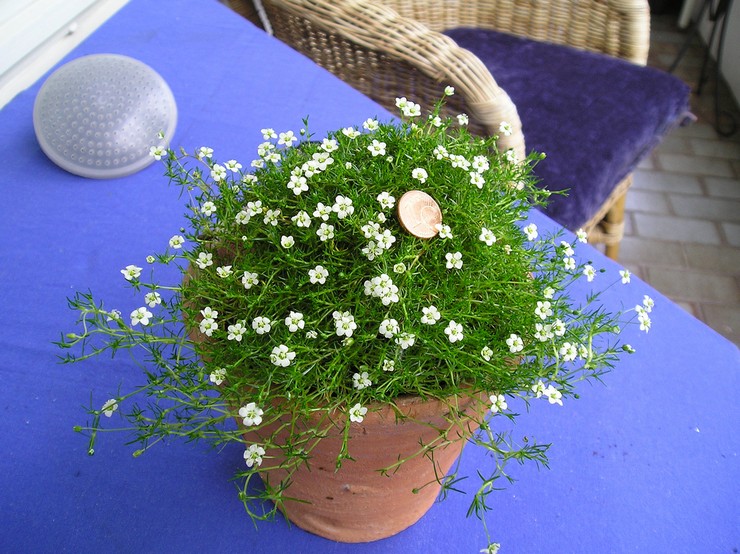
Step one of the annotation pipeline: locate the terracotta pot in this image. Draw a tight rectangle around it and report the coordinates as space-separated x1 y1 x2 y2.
241 392 487 542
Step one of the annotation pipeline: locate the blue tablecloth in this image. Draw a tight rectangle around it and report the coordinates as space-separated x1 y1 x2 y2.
1 1 738 552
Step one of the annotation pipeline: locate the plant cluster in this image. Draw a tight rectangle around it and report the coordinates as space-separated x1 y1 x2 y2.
59 91 651 550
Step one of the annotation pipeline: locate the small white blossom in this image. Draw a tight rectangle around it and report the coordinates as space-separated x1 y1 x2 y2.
470 172 485 189
284 311 305 332
169 235 185 249
393 262 406 274
332 195 355 219
261 128 276 140
472 155 490 173
130 307 153 326
342 127 361 138
445 252 463 270
239 402 264 426
210 165 226 182
291 210 311 228
306 330 318 339
244 444 265 468
489 394 508 414
227 321 247 342
642 295 655 313
321 138 338 152
523 223 538 241
481 346 494 361
308 265 329 285
444 86 455 96
199 317 217 337
395 332 416 350
101 399 118 417
278 130 297 147
376 191 396 211
288 174 308 195
242 271 259 289
544 385 563 406
379 318 399 339
583 265 596 282
505 149 519 163
149 145 166 160
313 202 332 221
535 323 554 342
563 257 576 271
197 146 213 159
352 371 372 390
449 154 471 170
263 208 281 226
270 344 296 367
560 241 575 257
280 235 295 249
552 319 567 336
559 342 578 362
368 139 387 157
195 252 213 269
382 359 396 372
121 264 142 281
421 306 441 325
543 286 555 299
433 145 449 160
479 227 497 246
144 292 162 308
498 121 513 136
235 210 250 225
246 200 263 217
252 316 272 335
532 380 547 398
620 269 632 284
506 333 524 353
317 222 335 241
535 300 553 320
444 320 464 343
225 159 242 173
412 168 428 183
332 310 357 337
436 223 453 239
209 367 227 386
457 113 469 126
576 229 588 243
201 307 218 320
363 118 379 131
216 265 233 278
349 403 367 423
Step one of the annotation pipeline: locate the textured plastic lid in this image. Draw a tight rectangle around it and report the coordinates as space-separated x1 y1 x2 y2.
33 54 177 179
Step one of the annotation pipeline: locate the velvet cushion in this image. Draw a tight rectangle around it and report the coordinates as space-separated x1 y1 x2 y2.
445 28 691 230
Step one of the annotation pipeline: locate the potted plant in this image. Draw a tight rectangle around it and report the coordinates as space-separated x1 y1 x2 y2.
59 90 651 552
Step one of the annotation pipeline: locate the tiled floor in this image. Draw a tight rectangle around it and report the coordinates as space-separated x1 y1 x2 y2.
619 11 740 347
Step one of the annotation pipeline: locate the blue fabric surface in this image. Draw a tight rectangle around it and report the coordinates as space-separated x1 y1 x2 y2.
445 28 692 230
1 2 737 553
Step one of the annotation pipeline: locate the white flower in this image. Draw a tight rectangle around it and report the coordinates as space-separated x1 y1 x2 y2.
283 311 305 333
576 229 588 243
470 172 485 189
349 403 368 423
376 191 396 210
270 344 296 367
559 342 578 362
263 208 281 226
197 146 213 159
317 222 335 241
209 367 227 386
532 380 547 398
101 399 118 417
252 316 272 335
227 321 248 342
412 168 428 183
395 332 416 350
421 306 441 325
563 257 576 271
642 295 655 313
321 138 338 152
543 385 563 406
444 320 464 343
481 543 501 554
436 224 453 239
444 86 455 96
382 359 396 372
506 333 524 353
457 113 469 126
363 118 379 131
332 195 355 219
352 371 372 390
379 318 399 338
368 139 387 157
433 145 449 160
239 402 264 426
543 286 555 299
505 149 519 163
121 264 142 281
560 241 575 257
429 115 443 127
195 252 213 269
244 444 266 468
523 223 538 241
535 300 553 320
393 262 407 274
498 121 513 136
445 252 463 270
225 159 242 173
210 165 226 182
479 227 497 246
308 265 329 285
292 210 311 228
332 310 357 337
278 130 297 147
246 200 263 216
201 307 218 320
306 330 318 339
342 127 361 138
489 394 508 414
149 145 166 160
472 155 490 173
216 265 233 278
313 202 332 221
199 317 217 337
288 174 308 195
481 346 493 361
241 271 259 289
130 307 153 326
169 235 185 249
280 235 295 248
261 128 276 139
106 309 121 322
364 274 399 305
144 292 162 308
552 319 566 336
449 154 470 170
535 323 554 342
583 264 596 282
620 269 631 284
637 308 652 332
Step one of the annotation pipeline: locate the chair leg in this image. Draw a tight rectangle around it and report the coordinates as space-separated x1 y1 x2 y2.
603 191 627 260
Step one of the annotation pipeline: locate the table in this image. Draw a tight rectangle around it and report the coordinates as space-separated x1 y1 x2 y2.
1 1 737 552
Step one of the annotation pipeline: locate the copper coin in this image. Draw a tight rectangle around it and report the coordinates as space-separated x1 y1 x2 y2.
397 190 442 238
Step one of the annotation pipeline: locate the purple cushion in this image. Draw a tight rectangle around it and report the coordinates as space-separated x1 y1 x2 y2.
445 28 691 230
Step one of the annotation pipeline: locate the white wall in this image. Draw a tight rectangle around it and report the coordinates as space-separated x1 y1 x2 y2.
0 0 129 109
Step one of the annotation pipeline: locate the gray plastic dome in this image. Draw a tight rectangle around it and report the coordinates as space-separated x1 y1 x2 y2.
33 54 177 179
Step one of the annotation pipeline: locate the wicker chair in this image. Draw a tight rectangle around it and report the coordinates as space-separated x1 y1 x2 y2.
245 0 689 259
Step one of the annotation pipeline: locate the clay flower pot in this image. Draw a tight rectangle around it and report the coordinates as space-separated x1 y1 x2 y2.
241 392 487 542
